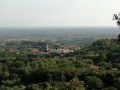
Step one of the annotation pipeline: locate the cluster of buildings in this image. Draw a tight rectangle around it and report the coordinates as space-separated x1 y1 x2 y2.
52 48 74 53
32 44 75 55
3 44 75 55
9 49 20 54
32 48 74 55
32 50 51 54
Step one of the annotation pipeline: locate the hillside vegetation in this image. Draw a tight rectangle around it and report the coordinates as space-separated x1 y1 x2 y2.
0 39 120 90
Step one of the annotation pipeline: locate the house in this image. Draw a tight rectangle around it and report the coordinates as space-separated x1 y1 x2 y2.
65 82 70 86
32 50 39 53
39 51 48 54
10 49 16 52
65 81 84 87
55 49 74 53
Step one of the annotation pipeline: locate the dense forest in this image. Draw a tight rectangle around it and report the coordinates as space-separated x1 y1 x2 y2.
0 38 119 90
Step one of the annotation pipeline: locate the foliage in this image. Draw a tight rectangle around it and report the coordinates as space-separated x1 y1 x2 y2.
0 39 119 89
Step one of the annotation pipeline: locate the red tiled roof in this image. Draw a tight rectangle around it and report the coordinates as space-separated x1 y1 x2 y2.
65 82 71 85
89 66 99 69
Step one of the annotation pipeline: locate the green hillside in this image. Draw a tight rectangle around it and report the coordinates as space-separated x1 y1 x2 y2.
0 39 120 90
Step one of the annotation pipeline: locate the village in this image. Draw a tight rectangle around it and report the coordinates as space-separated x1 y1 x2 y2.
0 42 80 56
32 44 75 55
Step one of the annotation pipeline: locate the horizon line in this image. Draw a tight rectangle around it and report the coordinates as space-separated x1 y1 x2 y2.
0 26 117 28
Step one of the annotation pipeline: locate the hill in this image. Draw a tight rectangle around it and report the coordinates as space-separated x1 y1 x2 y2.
0 39 120 89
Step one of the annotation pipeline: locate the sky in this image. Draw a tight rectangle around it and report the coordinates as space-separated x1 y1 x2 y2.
0 0 120 27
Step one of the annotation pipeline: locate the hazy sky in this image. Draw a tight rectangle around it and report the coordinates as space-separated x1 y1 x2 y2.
0 0 120 27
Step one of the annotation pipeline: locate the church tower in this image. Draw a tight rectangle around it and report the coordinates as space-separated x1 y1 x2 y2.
46 44 49 51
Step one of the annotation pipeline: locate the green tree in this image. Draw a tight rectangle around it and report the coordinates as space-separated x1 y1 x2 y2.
2 71 9 79
85 76 103 89
114 77 120 89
